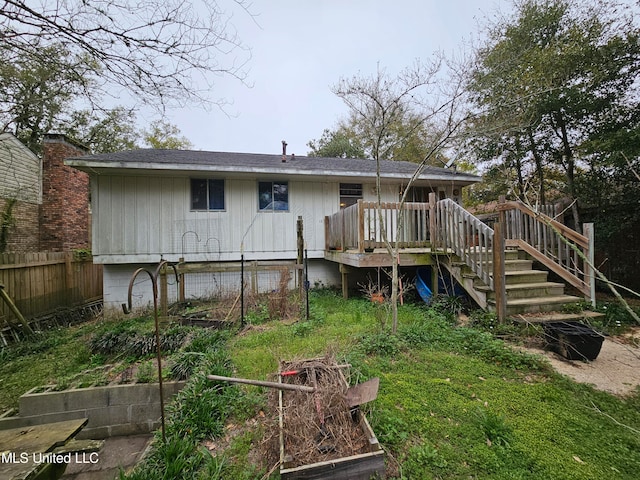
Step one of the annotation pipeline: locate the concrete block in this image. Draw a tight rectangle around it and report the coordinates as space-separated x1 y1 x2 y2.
13 381 187 439
19 390 68 416
66 387 110 409
85 405 130 428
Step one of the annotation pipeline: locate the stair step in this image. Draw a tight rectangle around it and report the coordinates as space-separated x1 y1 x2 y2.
465 259 533 272
478 282 566 300
504 270 548 284
467 249 521 261
488 295 583 315
511 311 605 323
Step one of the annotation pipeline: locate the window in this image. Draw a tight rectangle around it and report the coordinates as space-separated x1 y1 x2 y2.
402 186 435 203
258 181 289 211
340 183 362 208
191 179 225 211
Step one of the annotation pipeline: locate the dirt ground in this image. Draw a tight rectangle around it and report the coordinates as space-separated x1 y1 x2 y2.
519 327 640 396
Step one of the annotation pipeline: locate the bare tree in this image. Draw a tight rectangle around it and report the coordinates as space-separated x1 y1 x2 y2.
1 0 252 109
332 59 468 333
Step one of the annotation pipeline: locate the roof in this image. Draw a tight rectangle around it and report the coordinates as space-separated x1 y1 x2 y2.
65 148 480 184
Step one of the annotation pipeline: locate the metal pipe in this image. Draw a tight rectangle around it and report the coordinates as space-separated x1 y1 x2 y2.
121 260 180 443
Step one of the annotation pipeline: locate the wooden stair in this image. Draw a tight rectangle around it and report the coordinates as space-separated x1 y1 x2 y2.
443 248 583 316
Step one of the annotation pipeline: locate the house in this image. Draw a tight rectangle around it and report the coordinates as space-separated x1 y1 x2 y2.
64 147 480 312
0 132 41 252
0 133 90 253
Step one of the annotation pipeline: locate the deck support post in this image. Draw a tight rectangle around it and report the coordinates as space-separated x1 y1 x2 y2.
493 222 507 323
339 264 350 299
431 264 439 296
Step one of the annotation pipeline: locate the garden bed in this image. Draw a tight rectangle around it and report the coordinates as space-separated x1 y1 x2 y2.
277 356 384 480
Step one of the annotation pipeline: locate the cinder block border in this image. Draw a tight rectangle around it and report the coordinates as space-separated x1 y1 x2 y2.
0 382 186 439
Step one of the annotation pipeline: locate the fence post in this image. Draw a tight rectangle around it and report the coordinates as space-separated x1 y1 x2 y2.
493 222 507 323
297 216 304 296
584 222 596 307
65 251 74 304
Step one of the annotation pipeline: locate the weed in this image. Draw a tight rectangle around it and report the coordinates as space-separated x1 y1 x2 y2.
592 301 640 335
244 303 270 325
169 352 204 380
561 300 593 314
291 320 313 337
476 408 513 449
357 331 401 357
371 413 410 449
135 361 156 383
402 442 448 477
184 328 230 353
430 294 466 319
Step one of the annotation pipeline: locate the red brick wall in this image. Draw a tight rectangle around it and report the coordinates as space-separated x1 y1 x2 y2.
0 198 40 252
40 135 90 252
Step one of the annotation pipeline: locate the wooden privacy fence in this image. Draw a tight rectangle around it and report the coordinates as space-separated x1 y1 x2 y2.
0 252 103 325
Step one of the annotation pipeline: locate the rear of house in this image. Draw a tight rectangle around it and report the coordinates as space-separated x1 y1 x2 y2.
65 149 479 313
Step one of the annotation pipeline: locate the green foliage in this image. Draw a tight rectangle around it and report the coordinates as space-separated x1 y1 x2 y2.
135 361 156 383
4 290 640 480
291 320 313 337
64 107 139 153
169 352 205 380
402 442 448 477
465 0 640 215
357 331 402 357
122 437 208 480
475 408 513 448
590 301 640 335
89 324 190 358
307 125 366 158
0 197 17 254
371 413 410 449
143 119 193 150
430 294 466 320
243 303 270 325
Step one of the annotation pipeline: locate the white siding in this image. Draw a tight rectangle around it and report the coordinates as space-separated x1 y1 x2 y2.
93 174 341 262
0 133 41 203
102 259 342 312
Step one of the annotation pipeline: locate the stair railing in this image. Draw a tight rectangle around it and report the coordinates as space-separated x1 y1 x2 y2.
434 198 496 290
496 199 594 300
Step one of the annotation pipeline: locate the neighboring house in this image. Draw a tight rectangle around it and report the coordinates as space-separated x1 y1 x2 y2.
0 133 91 253
65 148 480 312
0 132 42 252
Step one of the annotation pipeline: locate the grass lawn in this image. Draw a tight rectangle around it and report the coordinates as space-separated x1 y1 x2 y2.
1 290 639 479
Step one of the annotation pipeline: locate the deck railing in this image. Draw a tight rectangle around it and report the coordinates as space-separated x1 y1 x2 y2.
497 200 594 299
325 200 432 252
434 199 496 289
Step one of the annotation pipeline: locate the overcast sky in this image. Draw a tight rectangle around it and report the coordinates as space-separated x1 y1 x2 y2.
165 1 513 156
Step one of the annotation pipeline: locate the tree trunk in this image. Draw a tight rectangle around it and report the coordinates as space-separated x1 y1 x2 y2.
391 257 399 334
557 116 581 233
527 128 546 206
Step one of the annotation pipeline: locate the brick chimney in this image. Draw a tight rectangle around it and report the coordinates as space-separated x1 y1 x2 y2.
39 134 91 252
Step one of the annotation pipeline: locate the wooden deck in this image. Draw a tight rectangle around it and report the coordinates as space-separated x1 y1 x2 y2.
324 247 449 268
324 196 596 319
